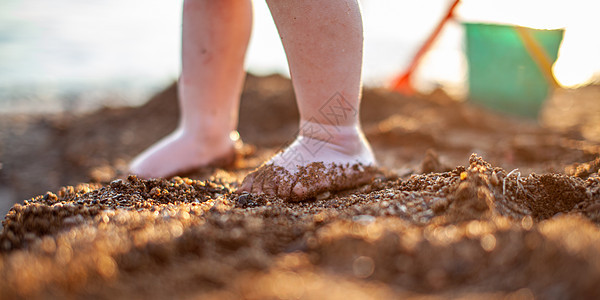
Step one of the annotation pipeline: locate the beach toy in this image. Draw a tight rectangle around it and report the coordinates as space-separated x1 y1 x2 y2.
389 0 564 118
464 23 564 118
390 0 461 95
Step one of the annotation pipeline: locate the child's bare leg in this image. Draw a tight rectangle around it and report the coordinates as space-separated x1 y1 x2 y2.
239 0 376 201
129 0 252 178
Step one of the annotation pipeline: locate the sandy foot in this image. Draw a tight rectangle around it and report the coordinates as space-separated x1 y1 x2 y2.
238 130 377 201
129 129 238 178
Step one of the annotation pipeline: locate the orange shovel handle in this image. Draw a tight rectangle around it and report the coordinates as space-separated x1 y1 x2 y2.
391 0 461 94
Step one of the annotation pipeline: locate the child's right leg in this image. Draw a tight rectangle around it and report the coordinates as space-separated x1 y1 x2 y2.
129 0 253 178
238 0 376 201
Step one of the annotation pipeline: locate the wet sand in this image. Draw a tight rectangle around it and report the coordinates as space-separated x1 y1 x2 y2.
0 74 599 299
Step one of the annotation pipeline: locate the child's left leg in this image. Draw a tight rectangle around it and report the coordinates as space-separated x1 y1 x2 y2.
129 0 252 178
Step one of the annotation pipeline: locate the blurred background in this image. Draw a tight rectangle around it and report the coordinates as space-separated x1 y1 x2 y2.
1 0 600 212
1 2 600 295
1 0 599 114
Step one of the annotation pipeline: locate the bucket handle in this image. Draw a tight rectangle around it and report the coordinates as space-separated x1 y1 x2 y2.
514 26 560 88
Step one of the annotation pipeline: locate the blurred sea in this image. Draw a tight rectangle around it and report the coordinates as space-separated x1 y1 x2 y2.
0 0 182 114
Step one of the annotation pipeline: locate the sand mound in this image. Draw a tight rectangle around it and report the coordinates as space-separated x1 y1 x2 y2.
1 75 600 298
0 155 599 299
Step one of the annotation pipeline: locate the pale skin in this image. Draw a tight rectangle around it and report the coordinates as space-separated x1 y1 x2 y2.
129 0 376 200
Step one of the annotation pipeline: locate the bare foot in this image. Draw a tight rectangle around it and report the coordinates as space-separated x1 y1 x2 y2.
238 123 377 201
129 128 239 178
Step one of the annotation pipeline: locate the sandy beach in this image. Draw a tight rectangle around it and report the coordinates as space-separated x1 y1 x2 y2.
0 74 599 298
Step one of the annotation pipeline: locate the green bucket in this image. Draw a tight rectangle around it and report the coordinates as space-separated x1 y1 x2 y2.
464 23 564 118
